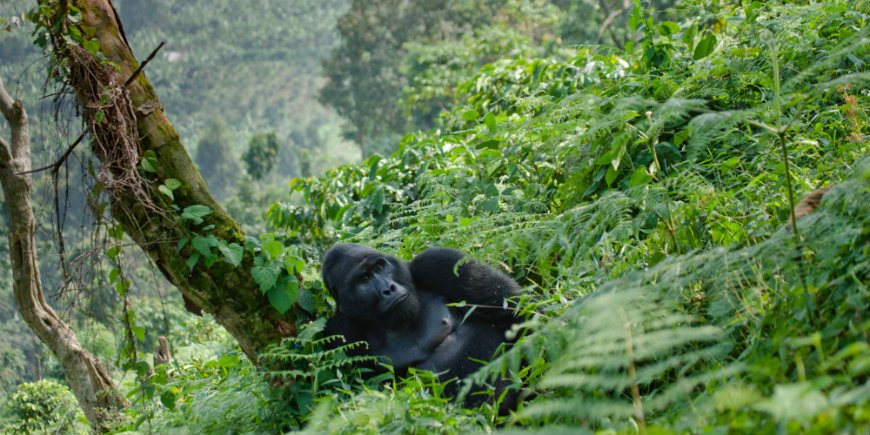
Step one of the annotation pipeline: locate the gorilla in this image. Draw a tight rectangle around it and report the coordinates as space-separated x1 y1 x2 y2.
322 243 522 398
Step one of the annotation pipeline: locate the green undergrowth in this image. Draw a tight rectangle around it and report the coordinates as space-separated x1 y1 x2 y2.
120 1 869 433
265 1 870 433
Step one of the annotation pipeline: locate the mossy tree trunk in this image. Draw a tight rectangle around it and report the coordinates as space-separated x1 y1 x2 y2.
0 76 127 433
42 0 296 362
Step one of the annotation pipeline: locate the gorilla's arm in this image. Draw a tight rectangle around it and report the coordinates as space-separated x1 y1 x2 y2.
409 248 520 319
323 314 366 351
323 314 389 377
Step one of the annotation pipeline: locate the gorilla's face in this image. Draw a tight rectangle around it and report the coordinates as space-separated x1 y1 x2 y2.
322 244 421 329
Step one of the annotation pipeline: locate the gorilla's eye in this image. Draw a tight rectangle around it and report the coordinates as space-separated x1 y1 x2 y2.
359 272 372 283
372 261 384 273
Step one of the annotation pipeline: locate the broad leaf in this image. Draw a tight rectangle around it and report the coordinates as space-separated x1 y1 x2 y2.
267 278 298 314
694 33 717 60
252 257 281 293
219 242 244 267
141 150 158 173
181 205 213 225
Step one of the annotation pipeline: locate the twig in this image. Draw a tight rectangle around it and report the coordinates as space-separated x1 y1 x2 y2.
597 0 632 49
124 41 165 87
17 41 166 176
22 130 87 175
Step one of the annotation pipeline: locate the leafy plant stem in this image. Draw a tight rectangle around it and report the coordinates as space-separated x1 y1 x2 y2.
620 308 646 435
663 192 681 254
766 30 815 327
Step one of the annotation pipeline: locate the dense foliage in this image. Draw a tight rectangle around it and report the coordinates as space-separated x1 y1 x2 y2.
265 0 870 432
0 0 868 434
1 380 87 434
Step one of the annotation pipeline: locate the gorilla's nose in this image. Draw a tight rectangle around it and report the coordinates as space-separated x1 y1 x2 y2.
383 284 397 295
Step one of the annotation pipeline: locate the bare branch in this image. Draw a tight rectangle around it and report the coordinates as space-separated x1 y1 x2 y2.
0 77 14 165
17 131 86 176
0 76 28 162
596 0 630 49
0 76 16 122
124 41 165 87
0 72 127 431
0 137 10 166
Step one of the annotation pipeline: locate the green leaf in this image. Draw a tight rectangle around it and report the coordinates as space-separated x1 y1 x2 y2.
131 326 145 341
367 156 382 181
219 242 244 267
296 288 314 313
177 237 190 251
628 168 653 187
181 205 212 225
160 391 176 410
164 178 181 190
141 150 158 173
479 197 499 213
371 187 384 213
267 278 298 314
722 156 740 170
284 255 305 274
109 268 120 283
192 236 217 257
605 166 618 186
475 139 501 150
263 240 283 260
658 21 680 36
158 184 174 200
107 246 121 261
694 33 717 60
252 257 280 293
115 279 130 297
109 224 124 240
186 253 200 271
484 112 497 133
203 253 218 268
627 0 643 31
218 354 240 368
462 109 479 121
682 22 698 46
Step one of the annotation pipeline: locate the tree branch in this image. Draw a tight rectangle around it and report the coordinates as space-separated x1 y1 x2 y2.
0 137 10 166
0 76 28 162
124 41 164 87
0 70 10 168
18 131 86 175
0 76 14 120
0 71 127 432
596 0 630 49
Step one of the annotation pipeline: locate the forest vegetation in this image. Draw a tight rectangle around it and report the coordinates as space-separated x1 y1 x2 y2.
0 0 868 434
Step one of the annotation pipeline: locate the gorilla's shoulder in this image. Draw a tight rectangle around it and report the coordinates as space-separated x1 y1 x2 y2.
409 247 465 272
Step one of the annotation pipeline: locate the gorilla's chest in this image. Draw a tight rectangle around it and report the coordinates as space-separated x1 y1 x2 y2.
367 294 461 369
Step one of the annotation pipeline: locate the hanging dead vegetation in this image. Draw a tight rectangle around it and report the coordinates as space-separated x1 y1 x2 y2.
65 44 157 212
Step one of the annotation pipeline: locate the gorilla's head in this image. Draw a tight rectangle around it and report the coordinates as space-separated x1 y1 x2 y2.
322 243 421 329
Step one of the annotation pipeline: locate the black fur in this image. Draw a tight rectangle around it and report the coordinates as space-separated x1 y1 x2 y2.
322 244 521 399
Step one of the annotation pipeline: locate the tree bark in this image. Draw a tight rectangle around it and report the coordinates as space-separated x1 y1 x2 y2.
0 77 127 432
46 0 295 362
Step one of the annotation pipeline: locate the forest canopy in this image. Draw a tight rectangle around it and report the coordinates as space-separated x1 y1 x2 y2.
0 0 868 433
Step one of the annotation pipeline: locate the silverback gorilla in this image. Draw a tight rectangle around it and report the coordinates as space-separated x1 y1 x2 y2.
322 243 522 400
